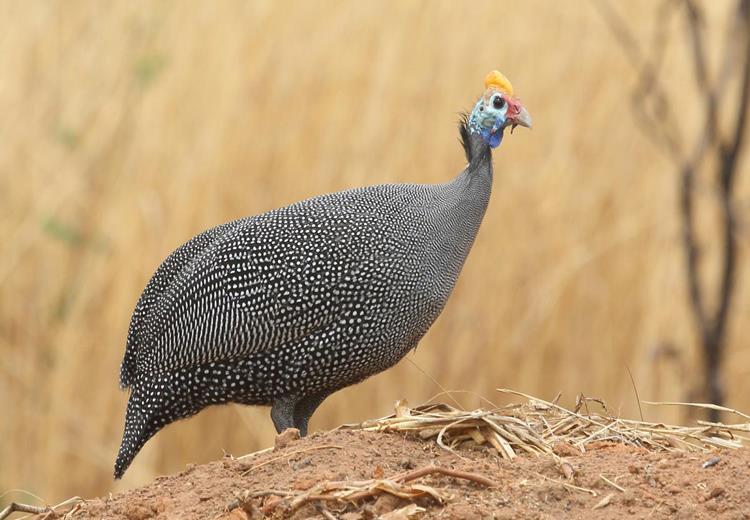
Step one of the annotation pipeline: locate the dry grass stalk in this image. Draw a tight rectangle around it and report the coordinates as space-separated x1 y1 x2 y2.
344 389 750 459
0 496 84 520
236 465 495 515
239 445 344 476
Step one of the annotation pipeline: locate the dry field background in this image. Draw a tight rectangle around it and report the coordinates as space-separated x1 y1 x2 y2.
1 0 749 507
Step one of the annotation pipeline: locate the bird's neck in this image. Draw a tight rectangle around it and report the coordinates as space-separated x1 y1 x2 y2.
438 133 493 255
417 136 493 305
466 130 493 169
455 131 493 195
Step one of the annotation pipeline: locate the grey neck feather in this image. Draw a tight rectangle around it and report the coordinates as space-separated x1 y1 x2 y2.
422 128 493 296
452 128 493 210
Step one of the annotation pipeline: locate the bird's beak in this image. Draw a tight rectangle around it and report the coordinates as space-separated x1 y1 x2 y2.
513 106 532 129
505 98 532 133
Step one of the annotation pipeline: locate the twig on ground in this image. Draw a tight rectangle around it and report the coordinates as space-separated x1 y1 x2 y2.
0 496 84 520
235 463 495 515
592 493 614 510
0 503 52 520
600 475 627 492
535 473 598 496
241 445 344 475
391 465 497 488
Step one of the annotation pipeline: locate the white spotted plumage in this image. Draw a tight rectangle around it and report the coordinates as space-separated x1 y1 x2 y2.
114 115 495 479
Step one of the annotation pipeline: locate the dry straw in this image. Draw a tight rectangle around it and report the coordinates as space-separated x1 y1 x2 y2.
347 388 750 457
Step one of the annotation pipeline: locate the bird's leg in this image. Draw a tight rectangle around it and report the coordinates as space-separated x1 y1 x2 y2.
293 391 329 436
270 395 297 433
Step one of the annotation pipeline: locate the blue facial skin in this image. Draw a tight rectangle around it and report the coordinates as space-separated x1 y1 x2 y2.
483 125 505 148
468 96 508 148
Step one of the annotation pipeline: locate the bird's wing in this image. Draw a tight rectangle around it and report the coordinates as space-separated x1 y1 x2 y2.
119 221 239 388
129 186 422 378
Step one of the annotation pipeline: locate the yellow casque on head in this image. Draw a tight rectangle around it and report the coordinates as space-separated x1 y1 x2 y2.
484 70 513 96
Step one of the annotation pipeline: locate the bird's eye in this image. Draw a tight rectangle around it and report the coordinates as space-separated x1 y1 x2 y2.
493 96 505 109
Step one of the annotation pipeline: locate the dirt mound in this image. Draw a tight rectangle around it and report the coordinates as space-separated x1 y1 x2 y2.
26 427 750 520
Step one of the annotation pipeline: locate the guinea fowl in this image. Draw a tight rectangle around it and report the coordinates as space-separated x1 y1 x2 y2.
114 70 531 478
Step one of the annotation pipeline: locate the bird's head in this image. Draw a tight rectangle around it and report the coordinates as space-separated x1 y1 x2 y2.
468 70 532 148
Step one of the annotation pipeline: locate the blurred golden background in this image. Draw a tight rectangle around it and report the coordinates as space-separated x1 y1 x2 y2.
2 0 749 507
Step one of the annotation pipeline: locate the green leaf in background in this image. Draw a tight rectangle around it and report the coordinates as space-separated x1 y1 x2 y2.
54 126 80 150
134 52 168 88
42 216 83 246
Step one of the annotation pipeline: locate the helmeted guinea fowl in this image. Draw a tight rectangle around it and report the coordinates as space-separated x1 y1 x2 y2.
114 70 531 479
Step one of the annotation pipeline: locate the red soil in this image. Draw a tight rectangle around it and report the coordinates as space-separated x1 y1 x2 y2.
36 429 750 519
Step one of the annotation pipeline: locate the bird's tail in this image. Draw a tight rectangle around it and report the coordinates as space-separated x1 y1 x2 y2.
114 387 159 479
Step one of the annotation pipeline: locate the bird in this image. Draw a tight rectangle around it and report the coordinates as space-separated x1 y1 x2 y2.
114 70 531 479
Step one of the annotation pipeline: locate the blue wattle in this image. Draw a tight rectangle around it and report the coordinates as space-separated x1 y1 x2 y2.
488 129 504 148
481 128 504 148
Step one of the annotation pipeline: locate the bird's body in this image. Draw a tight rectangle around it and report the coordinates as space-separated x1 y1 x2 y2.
115 71 531 478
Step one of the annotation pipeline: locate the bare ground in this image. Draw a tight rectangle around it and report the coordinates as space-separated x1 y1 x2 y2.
29 427 750 520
